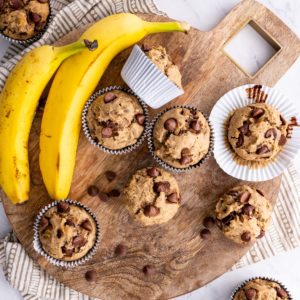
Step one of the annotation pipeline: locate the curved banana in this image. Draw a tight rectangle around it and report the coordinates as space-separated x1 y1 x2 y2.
0 40 97 204
40 13 190 200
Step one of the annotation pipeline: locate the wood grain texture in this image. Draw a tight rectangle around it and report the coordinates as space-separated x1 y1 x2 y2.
2 0 300 299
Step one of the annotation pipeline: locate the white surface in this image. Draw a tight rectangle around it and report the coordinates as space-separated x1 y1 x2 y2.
0 0 300 299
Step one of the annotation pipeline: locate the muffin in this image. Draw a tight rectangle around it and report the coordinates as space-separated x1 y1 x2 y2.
143 45 182 89
0 0 50 41
85 89 146 151
215 185 272 244
233 278 290 300
151 106 211 169
38 201 97 261
228 103 288 162
123 167 181 226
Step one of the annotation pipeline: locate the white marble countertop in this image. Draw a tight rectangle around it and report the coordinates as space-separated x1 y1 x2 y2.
1 0 300 299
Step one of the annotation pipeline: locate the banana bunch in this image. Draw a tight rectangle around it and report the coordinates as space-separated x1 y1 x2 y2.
0 39 97 204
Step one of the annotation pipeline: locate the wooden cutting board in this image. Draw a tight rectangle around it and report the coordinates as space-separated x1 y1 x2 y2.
2 0 300 299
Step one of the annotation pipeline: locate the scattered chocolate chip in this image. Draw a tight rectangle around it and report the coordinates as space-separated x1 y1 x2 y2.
251 108 265 119
108 189 120 197
40 217 49 231
239 121 249 135
227 191 239 197
245 288 257 300
147 167 160 178
265 128 277 139
72 235 87 248
239 192 251 203
166 193 178 203
135 113 145 125
29 12 41 23
280 115 287 125
56 229 63 238
164 118 177 132
98 192 109 202
256 145 270 155
179 155 193 165
10 0 23 9
61 246 74 256
256 189 264 196
257 229 265 239
144 205 160 217
242 204 255 216
203 216 215 229
37 0 49 3
276 287 288 298
85 270 97 282
87 185 99 196
200 228 211 239
115 244 127 257
236 133 244 148
105 170 116 181
65 219 75 227
241 231 251 242
154 181 170 193
104 92 117 103
81 220 92 231
101 127 113 138
279 134 287 146
143 265 156 276
190 121 201 133
57 202 70 213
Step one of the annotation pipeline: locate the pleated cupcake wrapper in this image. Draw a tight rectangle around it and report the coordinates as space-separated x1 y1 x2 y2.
121 45 184 109
147 105 214 173
230 276 292 300
33 199 101 268
0 0 54 45
210 84 300 182
82 85 149 155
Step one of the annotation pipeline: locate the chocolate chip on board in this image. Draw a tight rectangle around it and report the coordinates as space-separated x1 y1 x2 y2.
143 265 156 276
104 92 117 103
147 167 160 178
143 205 160 217
115 244 127 257
85 270 97 282
105 170 116 181
200 228 211 239
164 118 177 132
98 192 109 202
241 231 251 242
203 216 215 229
108 189 120 197
256 145 269 155
87 185 99 196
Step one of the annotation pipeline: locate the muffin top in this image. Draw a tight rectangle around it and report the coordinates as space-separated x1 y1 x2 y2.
86 90 145 150
228 103 288 162
0 0 50 40
153 107 210 169
123 167 181 226
233 278 289 300
215 185 272 244
39 202 97 261
144 45 182 89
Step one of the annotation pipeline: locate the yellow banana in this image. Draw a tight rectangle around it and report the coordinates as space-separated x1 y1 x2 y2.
0 39 97 204
40 13 190 200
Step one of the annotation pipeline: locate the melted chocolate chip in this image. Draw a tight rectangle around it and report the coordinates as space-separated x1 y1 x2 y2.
256 145 270 155
242 204 255 216
57 202 70 213
147 167 160 178
203 216 215 229
227 191 239 197
135 113 145 125
221 213 235 225
245 288 257 300
181 148 191 156
65 219 75 227
236 133 244 148
179 156 193 165
239 121 249 135
241 231 251 242
265 128 277 139
85 270 97 282
279 134 287 146
164 118 177 132
115 244 127 257
29 12 41 23
72 235 87 248
280 115 287 125
10 0 23 9
257 229 265 239
104 92 117 103
56 229 63 238
154 181 170 193
144 205 160 217
251 108 265 119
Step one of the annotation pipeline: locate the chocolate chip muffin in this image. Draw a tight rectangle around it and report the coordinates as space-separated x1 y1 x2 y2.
86 89 146 150
0 0 50 41
215 185 272 244
228 103 288 162
123 167 181 226
143 45 182 89
233 278 289 300
152 107 211 169
39 201 97 261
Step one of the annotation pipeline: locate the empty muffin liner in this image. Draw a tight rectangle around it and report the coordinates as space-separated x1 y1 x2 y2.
230 276 292 300
82 86 149 155
121 45 184 109
0 0 54 45
33 199 101 268
147 105 214 173
210 84 300 182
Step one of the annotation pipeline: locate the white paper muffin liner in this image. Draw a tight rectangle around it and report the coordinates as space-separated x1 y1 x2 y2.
147 105 214 173
33 199 101 268
230 276 292 299
210 84 300 182
0 0 54 45
121 45 184 109
82 86 149 155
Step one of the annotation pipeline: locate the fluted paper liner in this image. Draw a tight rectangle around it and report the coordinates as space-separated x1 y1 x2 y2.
147 105 214 173
210 84 300 182
82 86 149 155
121 45 184 109
33 199 101 268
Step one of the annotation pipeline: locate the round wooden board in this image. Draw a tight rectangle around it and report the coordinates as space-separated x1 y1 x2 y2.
4 6 300 299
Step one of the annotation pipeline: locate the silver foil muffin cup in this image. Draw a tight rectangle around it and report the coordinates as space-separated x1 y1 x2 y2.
147 105 214 173
230 276 292 300
0 0 54 45
33 199 101 268
121 45 184 109
82 85 149 155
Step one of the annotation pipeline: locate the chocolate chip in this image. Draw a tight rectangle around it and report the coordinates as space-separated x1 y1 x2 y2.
276 287 288 298
154 181 170 193
29 12 41 23
147 167 160 178
57 202 70 213
81 220 92 231
65 219 75 227
56 229 63 238
105 170 116 181
242 204 255 216
239 192 251 203
40 217 49 231
164 118 177 132
166 193 178 203
221 213 235 225
104 92 117 103
257 229 265 238
256 189 264 196
251 108 265 119
61 246 74 256
108 189 120 197
98 192 109 202
245 288 257 300
135 113 145 125
236 133 244 148
179 155 193 165
190 121 201 133
72 235 87 248
181 148 191 156
241 231 251 242
85 270 97 282
143 265 156 276
265 128 277 139
203 216 215 229
141 44 151 52
279 134 287 146
102 127 113 138
280 115 287 125
37 0 49 3
0 0 4 9
115 244 127 257
10 0 23 9
227 191 239 197
87 185 99 196
200 228 211 239
144 205 160 217
239 121 249 135
256 145 269 155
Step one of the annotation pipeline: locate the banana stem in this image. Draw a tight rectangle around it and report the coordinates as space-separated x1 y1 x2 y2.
143 20 190 34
